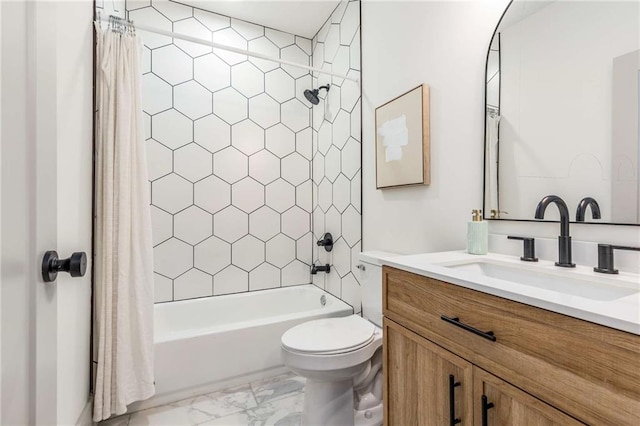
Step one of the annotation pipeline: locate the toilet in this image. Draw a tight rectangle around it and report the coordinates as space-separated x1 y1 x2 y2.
281 251 398 426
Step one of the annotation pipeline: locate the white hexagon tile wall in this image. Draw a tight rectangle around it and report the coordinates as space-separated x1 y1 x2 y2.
311 0 363 314
124 0 361 313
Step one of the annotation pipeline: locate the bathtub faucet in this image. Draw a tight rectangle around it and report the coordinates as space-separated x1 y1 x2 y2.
311 264 331 274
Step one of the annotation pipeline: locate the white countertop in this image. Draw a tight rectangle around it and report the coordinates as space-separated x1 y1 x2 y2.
382 251 640 335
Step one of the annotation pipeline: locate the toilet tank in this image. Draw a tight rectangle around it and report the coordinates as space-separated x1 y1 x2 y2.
358 251 399 327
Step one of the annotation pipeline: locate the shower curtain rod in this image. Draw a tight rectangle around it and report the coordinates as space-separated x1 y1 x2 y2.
97 17 360 84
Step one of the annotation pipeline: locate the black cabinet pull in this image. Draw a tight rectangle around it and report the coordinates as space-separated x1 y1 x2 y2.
441 316 497 342
481 395 495 426
448 374 461 425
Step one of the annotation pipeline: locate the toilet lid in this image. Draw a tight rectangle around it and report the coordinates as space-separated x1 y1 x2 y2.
281 315 375 354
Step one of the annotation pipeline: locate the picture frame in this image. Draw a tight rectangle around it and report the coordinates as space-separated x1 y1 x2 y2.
375 84 430 189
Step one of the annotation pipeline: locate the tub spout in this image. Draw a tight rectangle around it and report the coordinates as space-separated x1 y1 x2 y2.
311 264 331 274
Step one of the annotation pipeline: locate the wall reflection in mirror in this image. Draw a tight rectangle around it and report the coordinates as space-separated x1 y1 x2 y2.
484 0 640 225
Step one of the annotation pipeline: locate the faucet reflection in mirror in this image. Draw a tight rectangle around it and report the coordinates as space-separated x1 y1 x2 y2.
576 197 601 222
483 0 640 225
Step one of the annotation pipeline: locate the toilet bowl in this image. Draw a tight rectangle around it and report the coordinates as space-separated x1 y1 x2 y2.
282 315 383 425
280 251 398 426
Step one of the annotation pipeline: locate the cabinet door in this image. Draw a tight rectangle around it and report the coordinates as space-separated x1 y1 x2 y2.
384 319 473 426
473 367 584 426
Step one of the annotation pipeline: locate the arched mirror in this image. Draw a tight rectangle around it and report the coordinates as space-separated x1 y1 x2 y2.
483 0 640 224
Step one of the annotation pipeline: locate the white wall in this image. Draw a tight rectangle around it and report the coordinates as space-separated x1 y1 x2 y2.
56 1 93 424
362 0 509 255
361 0 640 271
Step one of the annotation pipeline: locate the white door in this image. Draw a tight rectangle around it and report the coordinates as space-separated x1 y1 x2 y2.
1 1 93 425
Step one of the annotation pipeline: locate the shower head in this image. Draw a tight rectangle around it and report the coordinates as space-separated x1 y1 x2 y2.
303 85 330 105
303 89 320 105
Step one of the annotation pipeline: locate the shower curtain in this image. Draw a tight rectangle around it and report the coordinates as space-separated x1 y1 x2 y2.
485 113 501 213
93 21 155 421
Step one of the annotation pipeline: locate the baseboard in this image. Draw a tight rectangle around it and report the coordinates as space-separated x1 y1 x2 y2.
126 366 289 414
75 398 95 426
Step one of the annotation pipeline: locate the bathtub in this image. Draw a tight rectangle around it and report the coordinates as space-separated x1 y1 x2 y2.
130 284 353 410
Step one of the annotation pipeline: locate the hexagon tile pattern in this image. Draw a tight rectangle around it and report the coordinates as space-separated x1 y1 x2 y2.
126 0 361 308
311 0 363 313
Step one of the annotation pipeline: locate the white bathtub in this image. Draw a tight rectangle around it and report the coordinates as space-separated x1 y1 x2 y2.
130 284 353 411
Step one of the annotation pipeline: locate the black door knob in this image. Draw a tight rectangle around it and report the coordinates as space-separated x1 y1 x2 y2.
42 251 87 283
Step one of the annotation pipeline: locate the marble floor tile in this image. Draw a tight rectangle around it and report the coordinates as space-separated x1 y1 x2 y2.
197 411 253 425
250 373 305 405
244 393 304 426
128 398 216 426
190 384 258 419
100 373 305 426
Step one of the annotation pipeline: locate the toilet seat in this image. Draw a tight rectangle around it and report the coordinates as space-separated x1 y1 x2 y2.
281 315 383 375
281 315 375 355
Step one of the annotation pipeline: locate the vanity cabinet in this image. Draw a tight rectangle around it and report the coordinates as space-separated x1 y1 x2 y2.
385 319 580 425
382 266 640 425
385 320 473 425
473 366 582 425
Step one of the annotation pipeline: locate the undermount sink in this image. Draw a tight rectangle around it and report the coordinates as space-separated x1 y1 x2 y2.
440 260 639 301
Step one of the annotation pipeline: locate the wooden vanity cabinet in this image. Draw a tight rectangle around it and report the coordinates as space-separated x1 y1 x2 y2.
382 266 640 426
473 366 582 425
385 320 473 425
384 319 579 426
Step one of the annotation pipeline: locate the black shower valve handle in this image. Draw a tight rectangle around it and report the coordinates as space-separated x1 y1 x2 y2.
316 233 333 252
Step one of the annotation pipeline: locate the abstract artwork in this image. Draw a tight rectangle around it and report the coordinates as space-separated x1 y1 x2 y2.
375 84 430 188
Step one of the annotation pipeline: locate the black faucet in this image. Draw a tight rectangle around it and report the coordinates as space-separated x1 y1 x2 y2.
534 195 575 267
311 264 331 275
576 197 601 222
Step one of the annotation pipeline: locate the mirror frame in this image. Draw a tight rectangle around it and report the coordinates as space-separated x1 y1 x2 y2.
482 0 639 227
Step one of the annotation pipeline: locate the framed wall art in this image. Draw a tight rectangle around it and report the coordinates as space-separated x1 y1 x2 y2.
375 84 430 189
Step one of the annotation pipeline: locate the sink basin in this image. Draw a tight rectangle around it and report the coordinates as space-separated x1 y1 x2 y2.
441 260 639 301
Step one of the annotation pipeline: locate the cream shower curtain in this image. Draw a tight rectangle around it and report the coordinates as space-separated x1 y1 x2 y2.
485 113 501 213
93 21 155 421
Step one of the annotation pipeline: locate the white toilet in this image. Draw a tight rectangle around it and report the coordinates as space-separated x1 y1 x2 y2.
281 251 398 426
